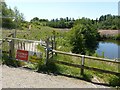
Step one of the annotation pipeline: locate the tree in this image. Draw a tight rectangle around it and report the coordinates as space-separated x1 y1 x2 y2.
13 7 24 28
47 17 75 28
68 19 99 55
98 14 120 30
30 17 39 22
1 2 15 29
1 2 24 29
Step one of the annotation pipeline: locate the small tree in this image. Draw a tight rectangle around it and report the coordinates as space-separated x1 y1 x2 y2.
68 22 99 55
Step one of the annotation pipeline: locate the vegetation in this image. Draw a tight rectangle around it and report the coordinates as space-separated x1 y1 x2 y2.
97 14 120 30
68 18 99 55
47 17 75 28
1 2 24 29
29 15 120 30
30 17 48 27
2 2 120 31
1 1 120 87
2 26 120 87
100 34 120 40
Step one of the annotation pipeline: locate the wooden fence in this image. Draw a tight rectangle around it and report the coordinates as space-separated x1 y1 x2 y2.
43 36 120 76
2 34 120 76
1 32 15 55
49 50 120 76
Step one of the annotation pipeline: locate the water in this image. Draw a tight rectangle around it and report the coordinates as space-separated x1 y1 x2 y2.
96 40 120 59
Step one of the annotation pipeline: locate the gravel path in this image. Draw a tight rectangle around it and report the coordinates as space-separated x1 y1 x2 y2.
0 65 2 90
2 65 110 88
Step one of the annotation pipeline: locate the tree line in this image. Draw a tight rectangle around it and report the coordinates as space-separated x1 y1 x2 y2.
30 15 120 30
1 1 120 30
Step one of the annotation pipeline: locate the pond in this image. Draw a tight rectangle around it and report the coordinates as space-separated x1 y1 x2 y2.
96 40 120 60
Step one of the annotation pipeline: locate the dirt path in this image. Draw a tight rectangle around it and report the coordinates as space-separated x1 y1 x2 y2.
2 65 110 88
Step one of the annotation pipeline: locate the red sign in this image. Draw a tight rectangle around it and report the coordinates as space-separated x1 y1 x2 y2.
16 50 28 61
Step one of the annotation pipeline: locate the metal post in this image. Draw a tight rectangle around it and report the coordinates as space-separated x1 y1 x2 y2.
81 55 85 75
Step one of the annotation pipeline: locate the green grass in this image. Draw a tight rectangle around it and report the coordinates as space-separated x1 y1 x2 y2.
2 26 120 87
51 54 120 85
15 26 66 40
2 26 67 41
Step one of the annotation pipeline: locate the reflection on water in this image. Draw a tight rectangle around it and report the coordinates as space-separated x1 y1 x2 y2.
96 40 120 60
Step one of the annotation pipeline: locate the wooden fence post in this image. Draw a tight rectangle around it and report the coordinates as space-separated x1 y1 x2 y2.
118 64 120 73
53 35 55 49
9 33 15 59
18 41 20 49
118 59 120 73
81 55 85 75
53 35 57 55
45 38 49 65
21 42 22 49
9 40 12 58
51 39 54 58
23 42 25 50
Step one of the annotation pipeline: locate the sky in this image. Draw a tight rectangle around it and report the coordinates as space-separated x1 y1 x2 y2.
5 0 119 21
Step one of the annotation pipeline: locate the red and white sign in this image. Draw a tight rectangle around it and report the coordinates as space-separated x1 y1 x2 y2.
16 50 28 61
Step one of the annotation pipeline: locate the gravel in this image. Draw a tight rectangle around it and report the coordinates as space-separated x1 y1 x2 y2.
2 65 109 88
0 65 2 90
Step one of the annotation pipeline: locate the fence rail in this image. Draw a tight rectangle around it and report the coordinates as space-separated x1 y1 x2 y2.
53 60 120 76
51 50 120 76
6 37 42 43
52 50 120 64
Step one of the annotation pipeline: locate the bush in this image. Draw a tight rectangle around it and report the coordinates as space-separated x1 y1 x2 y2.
37 59 59 74
68 23 99 55
2 54 21 67
109 76 120 87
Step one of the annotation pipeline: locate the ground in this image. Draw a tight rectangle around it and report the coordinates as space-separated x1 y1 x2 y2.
98 30 120 35
2 65 110 88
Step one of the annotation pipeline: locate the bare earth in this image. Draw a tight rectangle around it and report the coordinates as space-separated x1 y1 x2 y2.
2 65 110 88
98 30 120 35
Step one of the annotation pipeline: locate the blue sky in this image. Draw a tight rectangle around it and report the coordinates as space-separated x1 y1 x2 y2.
5 0 119 21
